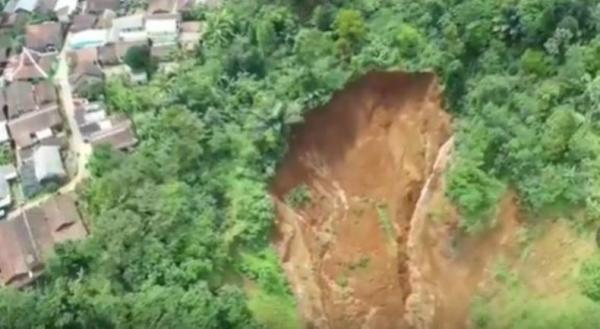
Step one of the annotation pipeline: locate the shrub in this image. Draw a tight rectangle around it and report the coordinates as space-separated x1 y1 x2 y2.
285 184 312 208
579 255 600 302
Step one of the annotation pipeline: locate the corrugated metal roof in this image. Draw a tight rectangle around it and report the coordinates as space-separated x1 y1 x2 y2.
33 145 65 182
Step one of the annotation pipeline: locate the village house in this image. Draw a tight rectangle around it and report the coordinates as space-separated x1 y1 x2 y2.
53 0 79 22
0 164 17 211
176 0 196 13
70 14 98 33
74 99 138 151
8 104 63 148
3 80 57 119
67 48 104 96
0 193 87 287
5 81 36 118
110 14 146 43
151 43 177 62
86 0 119 15
3 0 40 14
32 144 66 184
25 22 64 53
145 13 179 45
97 39 148 66
69 28 109 49
89 118 137 150
33 80 58 108
3 48 56 82
148 0 177 14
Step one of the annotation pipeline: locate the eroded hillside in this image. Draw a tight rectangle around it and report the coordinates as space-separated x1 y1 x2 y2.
271 72 451 329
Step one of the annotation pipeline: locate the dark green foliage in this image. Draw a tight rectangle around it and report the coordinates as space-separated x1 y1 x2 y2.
520 49 553 76
0 144 13 166
579 255 600 302
124 45 157 75
447 160 504 232
4 0 600 327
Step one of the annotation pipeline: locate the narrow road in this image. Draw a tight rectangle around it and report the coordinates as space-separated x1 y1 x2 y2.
54 56 92 184
8 46 92 214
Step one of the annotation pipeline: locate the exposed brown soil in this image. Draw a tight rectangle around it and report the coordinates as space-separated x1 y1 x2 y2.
271 72 451 329
405 173 523 329
271 71 535 329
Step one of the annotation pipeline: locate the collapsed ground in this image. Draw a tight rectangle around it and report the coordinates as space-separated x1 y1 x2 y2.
4 0 600 328
272 72 600 329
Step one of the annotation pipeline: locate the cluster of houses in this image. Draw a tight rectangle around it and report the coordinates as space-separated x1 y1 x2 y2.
67 0 206 90
0 193 87 287
0 0 217 287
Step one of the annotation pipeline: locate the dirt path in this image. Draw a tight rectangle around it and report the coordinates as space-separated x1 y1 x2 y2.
9 48 92 215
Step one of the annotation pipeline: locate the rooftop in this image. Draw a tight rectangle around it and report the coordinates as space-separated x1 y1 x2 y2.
25 22 63 52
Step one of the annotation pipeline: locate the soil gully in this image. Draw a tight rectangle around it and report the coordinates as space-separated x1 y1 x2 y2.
271 72 452 329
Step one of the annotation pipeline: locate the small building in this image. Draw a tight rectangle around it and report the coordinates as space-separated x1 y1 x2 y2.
86 0 119 14
74 99 138 151
0 193 86 287
25 22 63 53
148 0 176 14
53 0 79 21
33 81 57 107
69 29 108 49
90 119 138 151
3 0 40 14
145 13 179 45
70 14 98 33
176 0 196 12
110 14 146 43
8 104 63 148
0 164 17 209
98 40 148 66
151 43 177 61
5 81 36 118
36 0 58 14
70 64 104 97
95 8 116 29
68 48 105 96
3 48 56 82
33 144 65 183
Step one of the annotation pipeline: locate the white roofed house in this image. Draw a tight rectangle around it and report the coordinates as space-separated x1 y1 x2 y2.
3 0 40 14
74 99 138 151
145 13 179 46
0 164 17 211
53 0 78 22
109 14 147 43
33 145 66 184
70 29 109 49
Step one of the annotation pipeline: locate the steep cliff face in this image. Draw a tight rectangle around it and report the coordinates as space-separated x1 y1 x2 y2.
271 72 452 329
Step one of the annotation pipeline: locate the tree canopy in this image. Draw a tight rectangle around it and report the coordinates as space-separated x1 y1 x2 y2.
4 0 600 328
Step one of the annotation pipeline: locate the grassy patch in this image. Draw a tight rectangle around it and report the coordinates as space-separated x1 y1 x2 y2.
246 285 301 329
240 249 302 329
348 256 370 271
375 203 395 239
472 255 600 329
336 273 349 287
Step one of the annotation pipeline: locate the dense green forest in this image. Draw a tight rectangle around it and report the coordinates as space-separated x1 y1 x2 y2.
4 0 600 328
